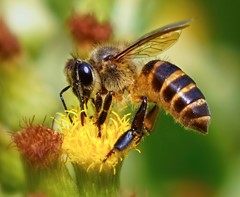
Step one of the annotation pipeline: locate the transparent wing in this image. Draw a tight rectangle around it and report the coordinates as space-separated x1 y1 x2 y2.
114 19 192 61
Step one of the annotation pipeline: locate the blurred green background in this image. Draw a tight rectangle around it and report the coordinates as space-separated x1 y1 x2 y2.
0 0 239 196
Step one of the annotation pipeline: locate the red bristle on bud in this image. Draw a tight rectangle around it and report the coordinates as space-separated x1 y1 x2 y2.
12 120 62 168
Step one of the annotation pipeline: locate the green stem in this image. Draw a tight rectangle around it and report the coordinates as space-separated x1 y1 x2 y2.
73 162 123 197
23 159 78 197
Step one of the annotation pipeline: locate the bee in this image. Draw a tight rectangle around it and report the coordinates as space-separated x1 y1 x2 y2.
60 19 211 160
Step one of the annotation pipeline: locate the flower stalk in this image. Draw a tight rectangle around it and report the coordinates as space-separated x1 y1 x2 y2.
23 160 78 197
73 162 122 197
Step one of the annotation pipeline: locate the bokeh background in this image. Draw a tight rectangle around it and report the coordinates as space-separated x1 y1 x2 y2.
0 0 239 196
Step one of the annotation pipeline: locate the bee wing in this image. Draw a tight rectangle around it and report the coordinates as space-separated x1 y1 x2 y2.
114 19 192 60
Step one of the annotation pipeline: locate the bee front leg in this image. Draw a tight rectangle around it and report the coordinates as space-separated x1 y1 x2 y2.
95 91 115 137
103 96 148 162
60 85 73 123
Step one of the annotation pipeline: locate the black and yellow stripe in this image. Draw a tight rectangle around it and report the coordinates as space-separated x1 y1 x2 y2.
137 60 211 133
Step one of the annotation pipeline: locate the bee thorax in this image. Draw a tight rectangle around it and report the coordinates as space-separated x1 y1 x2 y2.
101 62 136 92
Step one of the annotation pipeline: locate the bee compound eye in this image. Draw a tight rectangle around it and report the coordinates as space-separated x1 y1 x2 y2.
76 61 93 86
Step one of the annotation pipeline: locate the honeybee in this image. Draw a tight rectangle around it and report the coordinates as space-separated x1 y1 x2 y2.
60 19 211 160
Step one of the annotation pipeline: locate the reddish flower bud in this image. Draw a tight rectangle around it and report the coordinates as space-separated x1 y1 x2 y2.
12 119 62 168
67 14 112 48
0 18 20 60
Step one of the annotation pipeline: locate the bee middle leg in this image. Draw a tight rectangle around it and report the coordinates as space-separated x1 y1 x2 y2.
94 92 103 113
95 91 115 137
103 96 148 162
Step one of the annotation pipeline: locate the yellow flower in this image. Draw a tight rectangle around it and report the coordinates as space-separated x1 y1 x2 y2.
55 105 140 175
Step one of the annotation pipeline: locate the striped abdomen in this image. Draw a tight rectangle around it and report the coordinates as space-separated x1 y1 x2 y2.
135 60 211 134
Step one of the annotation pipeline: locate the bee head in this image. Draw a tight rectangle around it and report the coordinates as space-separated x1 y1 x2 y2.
64 57 97 104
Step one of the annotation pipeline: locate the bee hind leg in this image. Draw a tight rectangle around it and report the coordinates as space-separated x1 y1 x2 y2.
95 91 115 137
144 104 160 135
103 96 148 162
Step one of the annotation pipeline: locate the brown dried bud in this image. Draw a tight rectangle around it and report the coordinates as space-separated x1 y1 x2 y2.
12 119 62 168
67 14 112 48
0 18 20 60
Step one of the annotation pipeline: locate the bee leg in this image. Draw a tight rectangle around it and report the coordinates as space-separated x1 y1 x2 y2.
144 105 160 135
79 98 87 126
95 91 114 137
73 82 87 126
80 109 87 126
103 96 148 162
94 92 103 113
60 85 73 123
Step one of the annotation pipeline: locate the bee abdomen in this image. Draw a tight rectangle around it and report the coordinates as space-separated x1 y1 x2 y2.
171 85 211 133
172 86 205 113
162 74 195 102
140 60 211 133
180 100 210 132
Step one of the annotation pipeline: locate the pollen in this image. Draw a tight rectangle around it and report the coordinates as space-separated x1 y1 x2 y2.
55 107 138 174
